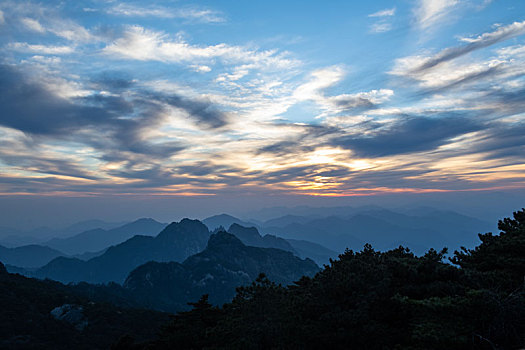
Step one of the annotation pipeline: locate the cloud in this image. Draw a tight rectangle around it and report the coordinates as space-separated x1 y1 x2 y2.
368 7 395 33
0 63 229 169
8 42 75 54
102 26 297 70
369 8 396 17
191 65 212 73
155 93 230 129
292 67 393 114
107 4 225 23
20 17 44 32
413 0 458 30
326 89 394 112
370 22 393 34
8 4 94 43
332 115 482 157
0 10 4 25
391 21 525 90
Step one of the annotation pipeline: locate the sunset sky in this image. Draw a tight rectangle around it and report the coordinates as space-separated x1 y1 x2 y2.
0 0 524 226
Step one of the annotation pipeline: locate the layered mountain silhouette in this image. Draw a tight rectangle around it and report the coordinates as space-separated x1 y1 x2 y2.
261 208 492 254
285 239 338 265
202 214 258 231
0 244 65 268
44 218 167 255
35 219 210 284
0 219 124 248
227 223 337 265
203 216 338 265
227 223 296 252
122 231 319 311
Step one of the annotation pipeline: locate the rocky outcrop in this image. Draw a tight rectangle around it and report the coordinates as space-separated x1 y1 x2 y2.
50 304 88 331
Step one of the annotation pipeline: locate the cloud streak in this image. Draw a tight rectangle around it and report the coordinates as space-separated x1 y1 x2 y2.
107 4 225 23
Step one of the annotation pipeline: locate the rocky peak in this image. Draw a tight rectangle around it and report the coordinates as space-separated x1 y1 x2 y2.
157 218 210 240
228 223 261 243
206 231 245 249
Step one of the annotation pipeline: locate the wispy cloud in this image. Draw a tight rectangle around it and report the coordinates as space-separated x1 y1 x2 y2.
413 0 458 30
107 4 225 23
8 42 74 54
391 20 525 80
370 22 393 34
16 12 93 43
102 26 297 71
20 17 44 32
368 8 396 18
368 7 395 33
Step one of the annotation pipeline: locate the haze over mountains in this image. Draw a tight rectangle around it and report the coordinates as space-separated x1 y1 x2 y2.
0 206 494 276
44 218 167 255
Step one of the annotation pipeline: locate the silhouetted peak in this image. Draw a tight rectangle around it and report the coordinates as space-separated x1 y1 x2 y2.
0 261 6 275
159 218 207 234
228 223 261 240
207 231 245 249
210 213 237 220
132 218 157 224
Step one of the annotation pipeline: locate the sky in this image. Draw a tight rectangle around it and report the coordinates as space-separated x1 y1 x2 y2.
0 0 524 228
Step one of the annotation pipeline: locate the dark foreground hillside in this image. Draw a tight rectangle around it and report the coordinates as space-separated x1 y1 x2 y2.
124 209 525 350
0 264 169 349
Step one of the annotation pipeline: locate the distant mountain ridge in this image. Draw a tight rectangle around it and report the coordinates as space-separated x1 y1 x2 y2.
203 214 258 231
0 219 125 247
45 218 167 255
203 215 337 265
259 207 493 254
0 244 65 268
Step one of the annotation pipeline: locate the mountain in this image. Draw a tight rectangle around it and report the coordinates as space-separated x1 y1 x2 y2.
122 231 320 312
263 214 315 227
0 234 42 248
0 220 125 247
227 223 296 253
226 222 338 266
35 219 211 284
261 208 493 254
202 214 257 231
286 239 338 266
0 244 65 268
0 262 169 349
45 218 167 255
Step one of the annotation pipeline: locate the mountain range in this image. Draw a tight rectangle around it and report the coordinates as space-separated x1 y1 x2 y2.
258 208 493 254
44 218 167 255
122 231 319 311
0 219 125 248
34 219 210 284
